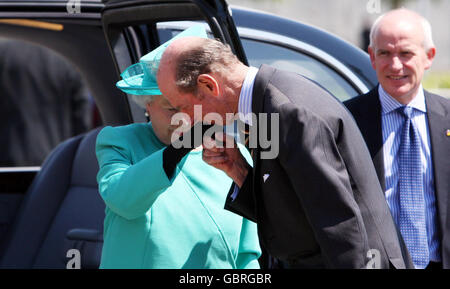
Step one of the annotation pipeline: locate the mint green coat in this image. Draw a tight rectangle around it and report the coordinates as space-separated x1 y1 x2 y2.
96 123 261 269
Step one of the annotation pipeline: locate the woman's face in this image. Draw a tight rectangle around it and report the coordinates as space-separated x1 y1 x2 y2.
146 95 185 145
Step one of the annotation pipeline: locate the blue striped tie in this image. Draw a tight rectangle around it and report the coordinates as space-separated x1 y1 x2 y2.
398 106 429 269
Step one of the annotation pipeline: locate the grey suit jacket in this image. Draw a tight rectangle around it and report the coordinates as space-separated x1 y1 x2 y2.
344 86 450 268
225 65 413 268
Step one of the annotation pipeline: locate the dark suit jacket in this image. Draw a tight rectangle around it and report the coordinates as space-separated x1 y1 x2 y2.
0 39 91 166
344 86 450 269
225 65 413 269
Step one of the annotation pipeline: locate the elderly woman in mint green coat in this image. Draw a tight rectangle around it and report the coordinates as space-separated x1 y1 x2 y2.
96 94 260 269
96 26 260 268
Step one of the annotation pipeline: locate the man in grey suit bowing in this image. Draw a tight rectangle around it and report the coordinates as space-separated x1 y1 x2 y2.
345 9 450 269
157 35 412 268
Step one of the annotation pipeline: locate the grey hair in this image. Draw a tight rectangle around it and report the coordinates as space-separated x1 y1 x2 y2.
174 38 240 94
369 9 435 51
131 94 159 108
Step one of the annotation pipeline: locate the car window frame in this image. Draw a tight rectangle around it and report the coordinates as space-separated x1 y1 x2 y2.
155 21 371 97
236 26 370 96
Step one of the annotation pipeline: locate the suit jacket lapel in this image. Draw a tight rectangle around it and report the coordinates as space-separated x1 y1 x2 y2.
354 87 386 191
250 65 276 168
424 91 450 236
242 65 276 222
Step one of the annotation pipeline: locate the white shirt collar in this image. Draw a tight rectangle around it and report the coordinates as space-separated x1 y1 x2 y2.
238 67 259 125
379 84 426 115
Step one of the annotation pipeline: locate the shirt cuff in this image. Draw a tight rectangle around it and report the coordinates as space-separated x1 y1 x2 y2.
231 184 239 201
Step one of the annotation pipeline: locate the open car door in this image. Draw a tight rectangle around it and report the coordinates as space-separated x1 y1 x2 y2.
102 0 247 62
101 0 248 122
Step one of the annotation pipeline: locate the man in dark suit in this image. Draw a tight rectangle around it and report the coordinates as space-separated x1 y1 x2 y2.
345 9 449 269
0 39 92 166
157 36 413 268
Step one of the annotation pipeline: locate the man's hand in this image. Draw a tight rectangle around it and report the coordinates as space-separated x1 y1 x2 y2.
202 132 250 188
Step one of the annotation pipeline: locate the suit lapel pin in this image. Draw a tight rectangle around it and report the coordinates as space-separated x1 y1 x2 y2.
446 129 450 137
263 174 270 183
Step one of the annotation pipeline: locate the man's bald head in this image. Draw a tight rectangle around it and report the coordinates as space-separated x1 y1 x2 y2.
367 8 436 104
158 36 240 94
158 36 207 71
369 8 434 51
156 36 247 122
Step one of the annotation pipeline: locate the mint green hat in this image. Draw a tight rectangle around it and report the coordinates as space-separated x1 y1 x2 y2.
116 25 208 95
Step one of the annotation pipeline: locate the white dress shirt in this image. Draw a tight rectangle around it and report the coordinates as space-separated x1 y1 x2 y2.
231 67 259 200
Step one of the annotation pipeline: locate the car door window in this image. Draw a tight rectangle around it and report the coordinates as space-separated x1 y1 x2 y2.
0 38 100 167
157 21 213 43
240 38 358 101
118 21 214 123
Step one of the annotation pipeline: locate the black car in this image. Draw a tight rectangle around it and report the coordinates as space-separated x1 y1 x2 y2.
0 0 377 269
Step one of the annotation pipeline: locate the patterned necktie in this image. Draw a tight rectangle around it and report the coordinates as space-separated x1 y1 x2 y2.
397 106 429 269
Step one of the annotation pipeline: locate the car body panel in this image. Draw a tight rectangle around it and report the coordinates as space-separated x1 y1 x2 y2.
230 6 377 90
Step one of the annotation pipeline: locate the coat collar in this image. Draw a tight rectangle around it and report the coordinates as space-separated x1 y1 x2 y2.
251 64 276 117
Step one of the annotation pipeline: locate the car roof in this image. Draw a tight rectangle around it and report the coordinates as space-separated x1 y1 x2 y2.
229 6 377 89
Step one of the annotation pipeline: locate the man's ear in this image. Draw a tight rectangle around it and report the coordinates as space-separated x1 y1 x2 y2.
197 74 219 97
424 47 436 70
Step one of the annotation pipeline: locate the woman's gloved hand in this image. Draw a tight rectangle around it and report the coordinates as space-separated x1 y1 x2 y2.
162 122 222 179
